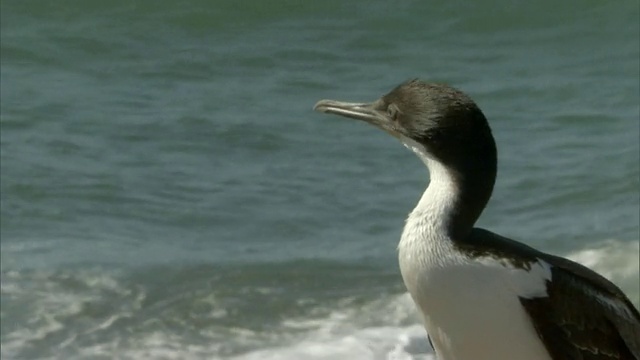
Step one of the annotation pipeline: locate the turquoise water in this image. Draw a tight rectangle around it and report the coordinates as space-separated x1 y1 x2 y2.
1 1 639 359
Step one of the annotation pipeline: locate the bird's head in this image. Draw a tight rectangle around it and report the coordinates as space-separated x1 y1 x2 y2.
313 79 495 169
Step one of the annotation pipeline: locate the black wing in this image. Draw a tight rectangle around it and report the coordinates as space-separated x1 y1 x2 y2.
520 255 640 360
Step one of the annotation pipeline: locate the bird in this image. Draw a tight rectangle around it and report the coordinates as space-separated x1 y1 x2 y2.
313 79 640 360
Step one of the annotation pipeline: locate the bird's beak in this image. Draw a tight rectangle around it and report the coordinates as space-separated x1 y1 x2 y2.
313 99 398 136
313 100 380 123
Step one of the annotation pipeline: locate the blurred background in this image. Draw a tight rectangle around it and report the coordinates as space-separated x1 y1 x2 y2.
1 1 638 359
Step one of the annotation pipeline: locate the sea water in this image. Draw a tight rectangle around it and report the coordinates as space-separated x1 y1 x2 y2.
1 1 638 359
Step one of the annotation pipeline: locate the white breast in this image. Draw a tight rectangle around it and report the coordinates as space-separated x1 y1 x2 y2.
399 233 553 360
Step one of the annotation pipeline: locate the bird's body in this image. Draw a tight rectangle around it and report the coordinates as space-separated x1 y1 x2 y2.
313 80 640 359
398 146 552 360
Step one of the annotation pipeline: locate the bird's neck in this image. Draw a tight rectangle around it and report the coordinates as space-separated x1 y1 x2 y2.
405 141 497 241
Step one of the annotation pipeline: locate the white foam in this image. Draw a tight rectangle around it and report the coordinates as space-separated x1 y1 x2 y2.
70 293 434 360
1 240 637 360
566 239 639 280
230 293 434 360
1 269 143 360
565 239 640 307
230 324 434 360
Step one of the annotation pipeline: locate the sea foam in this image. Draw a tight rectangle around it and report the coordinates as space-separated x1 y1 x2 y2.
1 240 637 360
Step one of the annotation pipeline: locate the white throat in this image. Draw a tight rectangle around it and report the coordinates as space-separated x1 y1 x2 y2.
396 136 464 296
399 136 459 239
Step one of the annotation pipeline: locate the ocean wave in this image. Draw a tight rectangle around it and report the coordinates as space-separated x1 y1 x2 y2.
1 239 637 359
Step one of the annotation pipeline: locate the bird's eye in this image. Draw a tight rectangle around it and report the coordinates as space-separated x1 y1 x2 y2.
387 105 399 121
